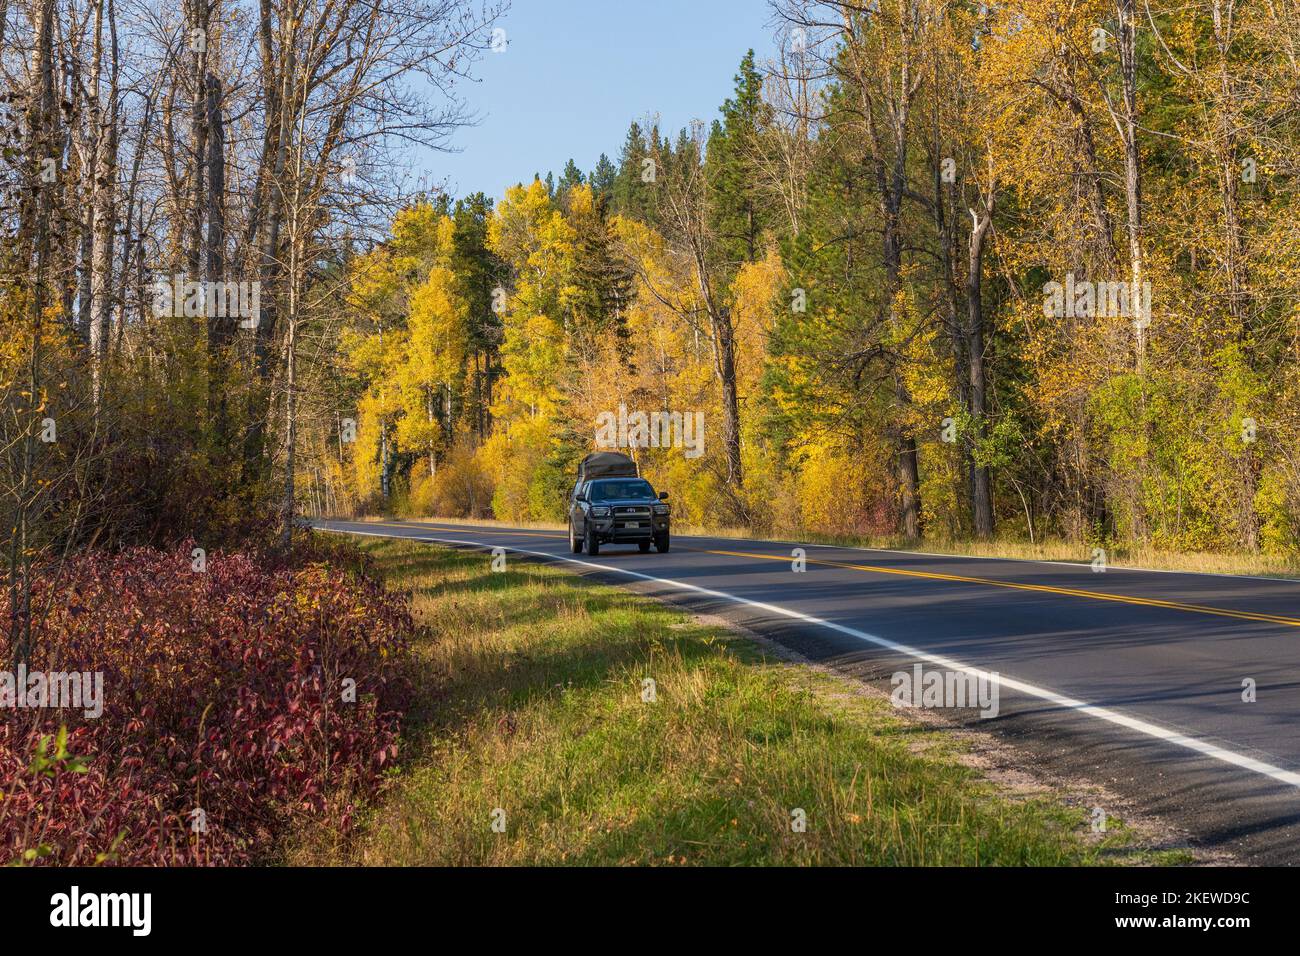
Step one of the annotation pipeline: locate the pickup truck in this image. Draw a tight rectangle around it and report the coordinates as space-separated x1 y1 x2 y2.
568 452 670 555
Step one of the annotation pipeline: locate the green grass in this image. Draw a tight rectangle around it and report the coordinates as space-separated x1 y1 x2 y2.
293 537 1188 866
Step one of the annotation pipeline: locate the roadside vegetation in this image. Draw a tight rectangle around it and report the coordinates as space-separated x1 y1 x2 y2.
290 537 1187 866
1 539 409 866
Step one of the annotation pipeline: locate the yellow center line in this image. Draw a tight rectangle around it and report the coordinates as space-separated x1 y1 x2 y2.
357 521 1300 629
694 548 1300 628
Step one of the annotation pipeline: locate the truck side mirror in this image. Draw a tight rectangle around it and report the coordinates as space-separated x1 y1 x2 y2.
658 491 669 500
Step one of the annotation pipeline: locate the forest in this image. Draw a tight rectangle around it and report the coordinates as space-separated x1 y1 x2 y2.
316 1 1300 563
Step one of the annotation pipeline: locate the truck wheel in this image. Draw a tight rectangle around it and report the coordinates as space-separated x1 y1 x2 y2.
638 540 651 553
586 526 600 556
654 534 670 553
570 522 583 553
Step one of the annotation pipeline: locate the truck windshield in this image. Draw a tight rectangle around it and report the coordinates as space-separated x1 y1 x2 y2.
588 479 656 502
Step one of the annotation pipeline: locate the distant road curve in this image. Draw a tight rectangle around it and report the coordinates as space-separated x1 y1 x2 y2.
315 517 1300 863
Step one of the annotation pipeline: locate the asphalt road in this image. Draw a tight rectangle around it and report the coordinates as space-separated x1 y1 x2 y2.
315 517 1300 864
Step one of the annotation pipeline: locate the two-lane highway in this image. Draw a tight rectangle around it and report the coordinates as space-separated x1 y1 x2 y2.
316 517 1300 863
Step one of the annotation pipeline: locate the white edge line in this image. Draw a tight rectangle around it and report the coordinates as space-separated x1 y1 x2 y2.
321 524 1300 791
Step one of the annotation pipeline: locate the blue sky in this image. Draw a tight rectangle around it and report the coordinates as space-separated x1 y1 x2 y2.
426 0 779 200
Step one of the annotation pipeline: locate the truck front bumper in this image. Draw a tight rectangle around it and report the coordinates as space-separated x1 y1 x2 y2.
591 515 669 542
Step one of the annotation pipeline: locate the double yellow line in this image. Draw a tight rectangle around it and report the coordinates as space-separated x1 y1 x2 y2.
379 521 1300 629
703 548 1300 628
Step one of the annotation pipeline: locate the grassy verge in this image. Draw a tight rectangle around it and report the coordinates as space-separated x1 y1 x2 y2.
291 538 1187 866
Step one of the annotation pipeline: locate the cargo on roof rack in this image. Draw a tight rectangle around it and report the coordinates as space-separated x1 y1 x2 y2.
577 452 638 481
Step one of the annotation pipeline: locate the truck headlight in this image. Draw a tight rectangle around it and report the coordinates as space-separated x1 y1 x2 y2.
653 504 669 515
591 506 611 517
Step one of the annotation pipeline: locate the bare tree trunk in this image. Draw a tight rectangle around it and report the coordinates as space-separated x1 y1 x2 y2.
117 93 155 359
1118 0 1145 369
967 199 995 539
205 71 233 450
77 206 92 340
427 389 438 478
89 0 120 409
244 4 293 481
9 0 58 666
280 312 296 547
715 310 743 489
187 0 211 279
205 74 225 289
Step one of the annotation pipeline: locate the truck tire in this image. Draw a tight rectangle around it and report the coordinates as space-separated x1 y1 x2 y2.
654 534 670 553
570 522 583 553
638 540 651 553
586 526 600 556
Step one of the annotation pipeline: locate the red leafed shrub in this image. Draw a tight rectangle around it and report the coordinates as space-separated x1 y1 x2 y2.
0 539 412 865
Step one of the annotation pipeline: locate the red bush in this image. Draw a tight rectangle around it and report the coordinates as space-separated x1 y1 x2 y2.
0 539 412 865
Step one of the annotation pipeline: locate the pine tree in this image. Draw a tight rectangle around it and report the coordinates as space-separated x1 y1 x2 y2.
589 153 617 203
707 51 772 271
557 158 586 197
452 192 505 439
612 121 652 222
569 188 634 359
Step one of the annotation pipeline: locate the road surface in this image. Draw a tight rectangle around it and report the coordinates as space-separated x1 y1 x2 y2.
315 517 1300 863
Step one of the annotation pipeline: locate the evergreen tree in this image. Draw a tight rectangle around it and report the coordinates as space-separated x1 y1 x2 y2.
612 121 653 223
707 50 773 271
589 153 617 203
452 192 506 439
557 158 586 196
569 189 634 360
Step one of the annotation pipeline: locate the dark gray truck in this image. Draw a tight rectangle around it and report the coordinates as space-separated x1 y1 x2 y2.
568 452 670 555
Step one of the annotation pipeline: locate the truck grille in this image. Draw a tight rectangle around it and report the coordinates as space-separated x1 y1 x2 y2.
613 506 652 530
